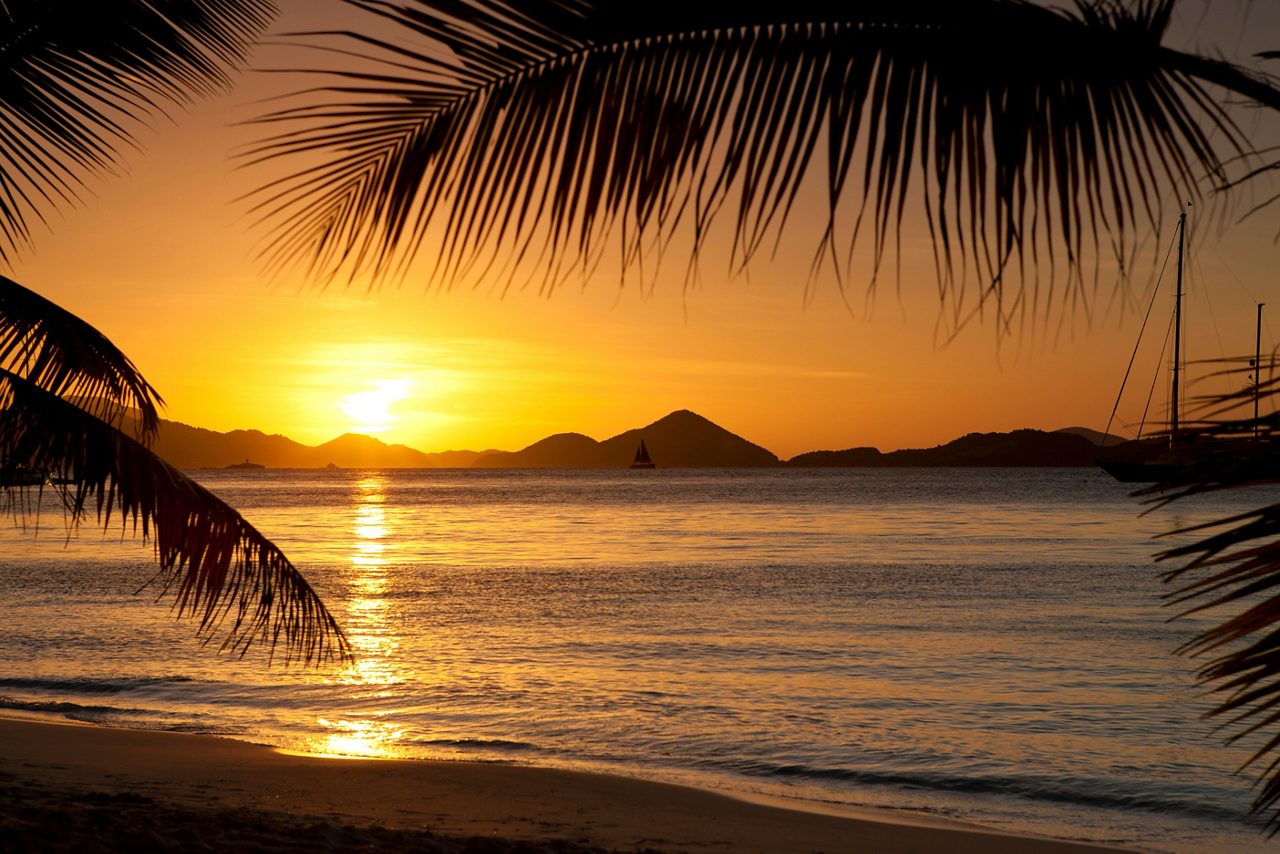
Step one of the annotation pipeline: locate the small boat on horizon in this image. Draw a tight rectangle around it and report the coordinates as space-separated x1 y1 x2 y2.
226 458 266 470
630 439 656 469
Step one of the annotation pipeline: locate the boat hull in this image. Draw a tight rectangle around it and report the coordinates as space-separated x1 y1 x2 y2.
1095 458 1182 483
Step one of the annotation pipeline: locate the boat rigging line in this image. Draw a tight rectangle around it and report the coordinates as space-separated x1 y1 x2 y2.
1102 222 1181 445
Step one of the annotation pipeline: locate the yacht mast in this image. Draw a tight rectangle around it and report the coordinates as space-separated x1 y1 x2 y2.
1171 211 1186 442
1257 302 1266 437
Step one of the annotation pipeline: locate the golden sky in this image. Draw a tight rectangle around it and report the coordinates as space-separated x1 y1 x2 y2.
8 1 1280 460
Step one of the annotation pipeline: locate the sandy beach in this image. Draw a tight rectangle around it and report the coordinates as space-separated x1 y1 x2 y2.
0 716 1132 852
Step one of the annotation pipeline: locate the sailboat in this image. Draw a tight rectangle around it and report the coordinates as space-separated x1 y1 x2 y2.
630 438 656 469
1096 211 1192 483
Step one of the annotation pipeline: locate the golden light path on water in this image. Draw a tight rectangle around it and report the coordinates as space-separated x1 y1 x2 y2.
314 475 407 758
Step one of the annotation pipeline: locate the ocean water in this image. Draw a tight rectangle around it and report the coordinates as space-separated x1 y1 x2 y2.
0 467 1275 852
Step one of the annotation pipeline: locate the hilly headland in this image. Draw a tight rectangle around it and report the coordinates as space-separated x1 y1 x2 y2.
149 409 1109 469
787 429 1100 468
472 410 778 468
148 419 499 469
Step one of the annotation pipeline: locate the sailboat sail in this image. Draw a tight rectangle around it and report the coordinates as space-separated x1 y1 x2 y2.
630 439 655 469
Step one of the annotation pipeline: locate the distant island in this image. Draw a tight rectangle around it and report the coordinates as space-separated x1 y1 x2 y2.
139 417 501 470
786 429 1099 468
472 410 777 468
141 409 1114 470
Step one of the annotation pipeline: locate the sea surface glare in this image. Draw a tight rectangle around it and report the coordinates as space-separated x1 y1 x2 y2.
0 467 1274 852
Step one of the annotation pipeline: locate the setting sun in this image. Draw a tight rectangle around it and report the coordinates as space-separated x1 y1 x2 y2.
338 379 412 436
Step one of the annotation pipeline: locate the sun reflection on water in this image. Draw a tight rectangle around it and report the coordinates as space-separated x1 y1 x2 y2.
314 716 406 759
313 475 406 758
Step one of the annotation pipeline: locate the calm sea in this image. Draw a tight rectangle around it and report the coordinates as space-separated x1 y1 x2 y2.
0 467 1275 852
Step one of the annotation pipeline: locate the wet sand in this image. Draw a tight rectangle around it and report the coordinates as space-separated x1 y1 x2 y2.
0 716 1131 852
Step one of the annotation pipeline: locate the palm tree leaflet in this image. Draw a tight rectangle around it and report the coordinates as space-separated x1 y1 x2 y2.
248 0 1280 825
0 1 350 665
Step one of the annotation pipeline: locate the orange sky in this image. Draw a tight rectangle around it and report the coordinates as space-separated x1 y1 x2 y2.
8 1 1280 460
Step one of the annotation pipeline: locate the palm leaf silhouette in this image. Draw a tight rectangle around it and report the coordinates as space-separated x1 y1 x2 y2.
247 0 1279 331
0 0 276 264
0 274 350 664
0 273 163 440
1 1 350 663
1133 378 1280 830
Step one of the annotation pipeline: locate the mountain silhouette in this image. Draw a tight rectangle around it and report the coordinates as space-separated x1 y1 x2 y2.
129 409 1107 470
787 429 1097 467
1054 426 1127 448
474 432 605 467
473 410 779 468
146 418 495 469
312 433 448 468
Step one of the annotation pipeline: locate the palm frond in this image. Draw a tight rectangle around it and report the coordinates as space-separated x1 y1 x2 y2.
0 4 347 665
1143 380 1280 830
0 0 277 265
0 275 162 441
246 0 1279 328
0 367 350 665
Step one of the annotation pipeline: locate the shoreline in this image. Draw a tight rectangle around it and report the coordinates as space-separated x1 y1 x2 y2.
0 716 1131 852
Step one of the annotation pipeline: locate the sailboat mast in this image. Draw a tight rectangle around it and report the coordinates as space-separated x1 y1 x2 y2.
1257 302 1266 436
1171 211 1186 441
